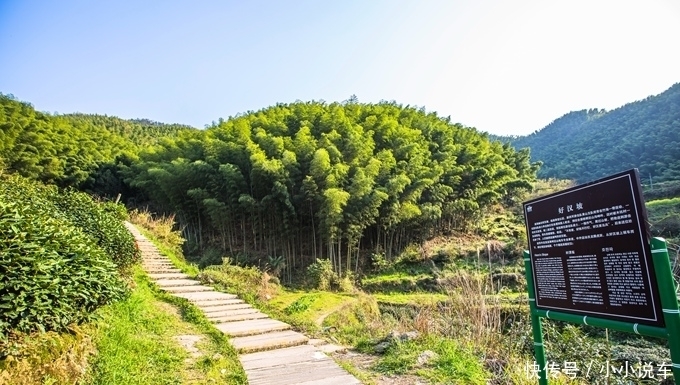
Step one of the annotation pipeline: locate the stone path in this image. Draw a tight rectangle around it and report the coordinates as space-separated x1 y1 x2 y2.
125 222 360 385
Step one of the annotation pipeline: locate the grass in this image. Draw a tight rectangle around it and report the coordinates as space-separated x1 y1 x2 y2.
268 291 355 322
373 293 448 306
335 359 376 385
375 335 490 384
85 268 190 384
85 267 247 384
0 324 96 384
646 197 680 243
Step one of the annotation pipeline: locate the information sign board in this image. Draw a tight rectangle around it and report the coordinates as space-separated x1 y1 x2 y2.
523 169 664 326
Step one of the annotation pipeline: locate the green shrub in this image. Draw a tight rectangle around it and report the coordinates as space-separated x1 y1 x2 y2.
55 190 140 270
0 175 128 339
306 258 337 291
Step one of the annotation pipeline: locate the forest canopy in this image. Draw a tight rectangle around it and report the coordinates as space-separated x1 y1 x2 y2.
121 100 539 275
0 93 189 189
0 93 539 276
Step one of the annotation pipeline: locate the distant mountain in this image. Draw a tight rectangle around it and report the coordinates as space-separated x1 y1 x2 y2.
501 83 680 183
0 94 192 188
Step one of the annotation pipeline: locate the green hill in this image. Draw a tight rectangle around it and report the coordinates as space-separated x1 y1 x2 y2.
0 94 193 189
505 83 680 183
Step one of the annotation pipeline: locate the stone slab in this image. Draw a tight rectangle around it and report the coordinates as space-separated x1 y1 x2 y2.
163 285 214 293
198 303 253 312
215 318 290 337
192 298 245 307
144 267 182 274
147 273 190 280
210 312 269 323
230 330 308 353
173 291 238 301
154 279 201 287
203 307 258 317
240 345 360 385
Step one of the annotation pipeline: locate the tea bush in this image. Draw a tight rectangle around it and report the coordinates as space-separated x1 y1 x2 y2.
0 175 129 339
56 190 140 270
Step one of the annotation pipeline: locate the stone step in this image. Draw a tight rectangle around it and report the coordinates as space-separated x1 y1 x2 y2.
204 307 258 317
317 343 347 354
154 279 201 287
144 267 182 274
231 330 309 354
163 285 214 293
193 299 245 307
198 303 252 312
143 262 175 267
209 312 269 323
215 318 290 337
143 258 171 262
148 273 190 280
173 291 238 302
239 344 360 385
307 339 326 347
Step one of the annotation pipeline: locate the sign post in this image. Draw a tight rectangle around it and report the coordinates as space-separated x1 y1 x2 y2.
651 238 680 381
522 169 679 383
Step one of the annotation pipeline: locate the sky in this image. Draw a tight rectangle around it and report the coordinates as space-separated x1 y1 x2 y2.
1 0 679 136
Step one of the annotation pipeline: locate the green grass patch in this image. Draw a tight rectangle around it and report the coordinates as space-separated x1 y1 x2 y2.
361 271 435 293
375 335 490 384
646 197 680 208
197 263 272 304
322 294 385 349
262 290 356 336
86 268 189 384
373 293 448 306
646 197 680 239
86 268 247 384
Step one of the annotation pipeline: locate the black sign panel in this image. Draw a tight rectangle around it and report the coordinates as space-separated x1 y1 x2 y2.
523 169 664 327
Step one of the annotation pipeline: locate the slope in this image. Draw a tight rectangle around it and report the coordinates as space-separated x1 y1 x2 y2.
507 83 680 183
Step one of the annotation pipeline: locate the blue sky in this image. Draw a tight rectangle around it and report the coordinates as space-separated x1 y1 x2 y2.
1 0 679 135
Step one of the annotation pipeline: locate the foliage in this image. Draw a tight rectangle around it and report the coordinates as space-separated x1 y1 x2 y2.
505 83 680 183
643 180 680 201
55 190 140 270
322 294 384 347
0 93 189 192
120 100 538 279
128 210 186 255
306 258 338 291
646 198 680 239
0 175 127 339
283 294 318 315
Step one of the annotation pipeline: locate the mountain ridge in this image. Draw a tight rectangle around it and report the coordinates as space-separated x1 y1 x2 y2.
498 82 680 183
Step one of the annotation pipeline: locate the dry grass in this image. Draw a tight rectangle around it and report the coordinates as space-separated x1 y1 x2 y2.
438 271 503 353
0 325 95 385
128 209 185 252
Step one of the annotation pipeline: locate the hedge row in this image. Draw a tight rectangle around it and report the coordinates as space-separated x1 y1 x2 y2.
0 175 138 339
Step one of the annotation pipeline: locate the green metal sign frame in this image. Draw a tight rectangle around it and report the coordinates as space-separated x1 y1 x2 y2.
524 237 680 384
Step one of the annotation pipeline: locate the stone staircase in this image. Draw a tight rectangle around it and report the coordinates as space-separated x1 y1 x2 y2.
125 222 360 384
